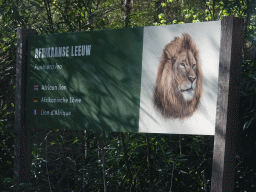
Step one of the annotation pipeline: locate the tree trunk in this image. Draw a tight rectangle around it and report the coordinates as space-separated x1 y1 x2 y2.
146 133 152 192
87 2 93 30
43 0 54 32
120 133 134 191
154 0 163 23
212 0 215 20
243 0 251 60
124 0 132 28
84 130 89 157
179 135 182 154
101 131 107 192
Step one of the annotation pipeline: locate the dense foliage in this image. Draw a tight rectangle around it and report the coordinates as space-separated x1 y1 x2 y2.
1 0 256 191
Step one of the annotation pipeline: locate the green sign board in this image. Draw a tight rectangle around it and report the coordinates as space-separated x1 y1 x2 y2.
27 28 143 132
27 21 221 135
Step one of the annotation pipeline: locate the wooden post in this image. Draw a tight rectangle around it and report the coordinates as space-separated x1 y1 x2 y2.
211 17 244 192
14 28 37 191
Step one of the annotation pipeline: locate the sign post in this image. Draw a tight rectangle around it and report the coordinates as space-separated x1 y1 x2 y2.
14 28 37 191
210 17 244 191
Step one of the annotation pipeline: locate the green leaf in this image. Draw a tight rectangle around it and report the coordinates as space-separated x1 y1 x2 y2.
2 104 7 111
3 178 13 184
158 13 164 19
161 3 166 7
243 115 255 130
183 9 189 14
223 10 229 16
198 12 203 16
185 14 191 18
50 141 55 145
179 170 188 174
160 19 166 23
173 20 178 24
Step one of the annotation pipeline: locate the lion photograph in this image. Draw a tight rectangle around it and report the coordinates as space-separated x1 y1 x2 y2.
153 33 203 120
139 21 221 135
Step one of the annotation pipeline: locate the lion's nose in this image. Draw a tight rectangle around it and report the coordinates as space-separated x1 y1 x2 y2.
188 76 196 83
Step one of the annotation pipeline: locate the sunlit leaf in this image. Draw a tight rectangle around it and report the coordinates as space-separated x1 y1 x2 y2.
161 3 166 7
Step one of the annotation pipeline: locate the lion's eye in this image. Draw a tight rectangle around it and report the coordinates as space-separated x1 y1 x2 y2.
192 64 196 68
180 63 185 67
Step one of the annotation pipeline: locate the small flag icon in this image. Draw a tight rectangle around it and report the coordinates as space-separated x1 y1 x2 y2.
34 98 38 102
34 85 38 90
33 109 38 115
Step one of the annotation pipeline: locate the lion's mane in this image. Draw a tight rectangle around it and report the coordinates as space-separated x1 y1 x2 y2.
153 33 203 119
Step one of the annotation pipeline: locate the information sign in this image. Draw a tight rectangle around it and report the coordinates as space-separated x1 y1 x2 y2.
27 28 143 132
27 21 221 135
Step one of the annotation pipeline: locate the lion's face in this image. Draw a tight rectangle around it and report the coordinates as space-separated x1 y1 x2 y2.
174 51 197 101
153 33 203 119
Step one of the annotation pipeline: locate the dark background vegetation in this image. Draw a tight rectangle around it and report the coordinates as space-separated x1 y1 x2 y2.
1 0 256 191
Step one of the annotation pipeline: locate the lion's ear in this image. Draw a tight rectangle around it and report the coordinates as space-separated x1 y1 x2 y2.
163 49 170 59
